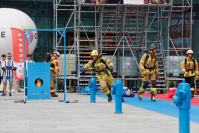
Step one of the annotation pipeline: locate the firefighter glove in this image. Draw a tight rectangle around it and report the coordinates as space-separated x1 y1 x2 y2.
142 70 148 75
184 71 189 77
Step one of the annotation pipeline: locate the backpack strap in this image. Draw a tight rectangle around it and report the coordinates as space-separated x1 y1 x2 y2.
92 58 110 76
100 58 111 76
91 60 96 76
185 58 196 70
100 58 111 71
143 53 149 68
143 51 157 70
193 59 196 69
185 58 187 68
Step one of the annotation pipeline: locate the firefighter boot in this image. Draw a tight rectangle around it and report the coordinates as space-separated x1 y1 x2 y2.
151 88 157 102
51 92 58 97
108 93 112 102
138 88 145 100
138 94 142 100
151 92 156 102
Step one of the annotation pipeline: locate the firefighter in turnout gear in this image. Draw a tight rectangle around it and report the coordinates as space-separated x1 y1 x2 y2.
138 44 159 102
50 51 60 97
83 50 114 102
181 49 198 97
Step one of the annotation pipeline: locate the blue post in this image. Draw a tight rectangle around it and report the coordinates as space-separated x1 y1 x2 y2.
23 31 27 103
115 79 123 114
63 31 68 103
89 77 97 103
173 80 191 133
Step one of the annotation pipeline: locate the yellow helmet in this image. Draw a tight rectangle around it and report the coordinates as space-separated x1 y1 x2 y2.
90 50 98 56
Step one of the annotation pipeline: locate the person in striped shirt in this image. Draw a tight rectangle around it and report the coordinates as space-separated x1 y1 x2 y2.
0 54 6 91
0 54 6 93
2 53 17 96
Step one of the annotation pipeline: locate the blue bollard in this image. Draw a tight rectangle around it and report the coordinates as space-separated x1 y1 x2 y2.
115 79 123 114
89 77 97 103
173 80 191 133
112 82 116 95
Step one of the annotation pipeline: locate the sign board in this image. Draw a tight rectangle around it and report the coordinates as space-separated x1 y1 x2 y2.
27 62 51 100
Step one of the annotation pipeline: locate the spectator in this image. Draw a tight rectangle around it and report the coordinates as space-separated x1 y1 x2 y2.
0 54 6 84
2 53 17 96
0 54 6 91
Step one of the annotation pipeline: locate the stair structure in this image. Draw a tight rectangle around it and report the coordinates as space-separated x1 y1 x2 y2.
54 1 193 93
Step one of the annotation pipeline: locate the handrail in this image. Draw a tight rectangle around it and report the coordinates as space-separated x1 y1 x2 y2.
169 37 179 56
159 27 167 79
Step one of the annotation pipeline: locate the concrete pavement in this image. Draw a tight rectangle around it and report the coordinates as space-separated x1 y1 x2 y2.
0 92 198 133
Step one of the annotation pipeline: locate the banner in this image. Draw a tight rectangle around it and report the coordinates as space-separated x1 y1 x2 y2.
11 28 29 80
14 62 24 80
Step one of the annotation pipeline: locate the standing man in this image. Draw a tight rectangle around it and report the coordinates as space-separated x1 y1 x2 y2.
181 49 198 97
2 53 17 96
0 54 6 88
83 50 114 102
49 51 60 97
138 44 159 102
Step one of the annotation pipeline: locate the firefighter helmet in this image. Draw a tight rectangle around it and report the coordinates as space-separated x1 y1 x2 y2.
149 43 157 50
53 51 60 57
90 50 99 57
186 49 193 54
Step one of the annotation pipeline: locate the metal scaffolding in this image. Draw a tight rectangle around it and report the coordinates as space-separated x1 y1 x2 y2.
53 0 192 92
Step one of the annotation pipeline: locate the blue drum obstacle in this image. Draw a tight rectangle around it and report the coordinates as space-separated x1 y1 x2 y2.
173 80 191 133
27 63 51 100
